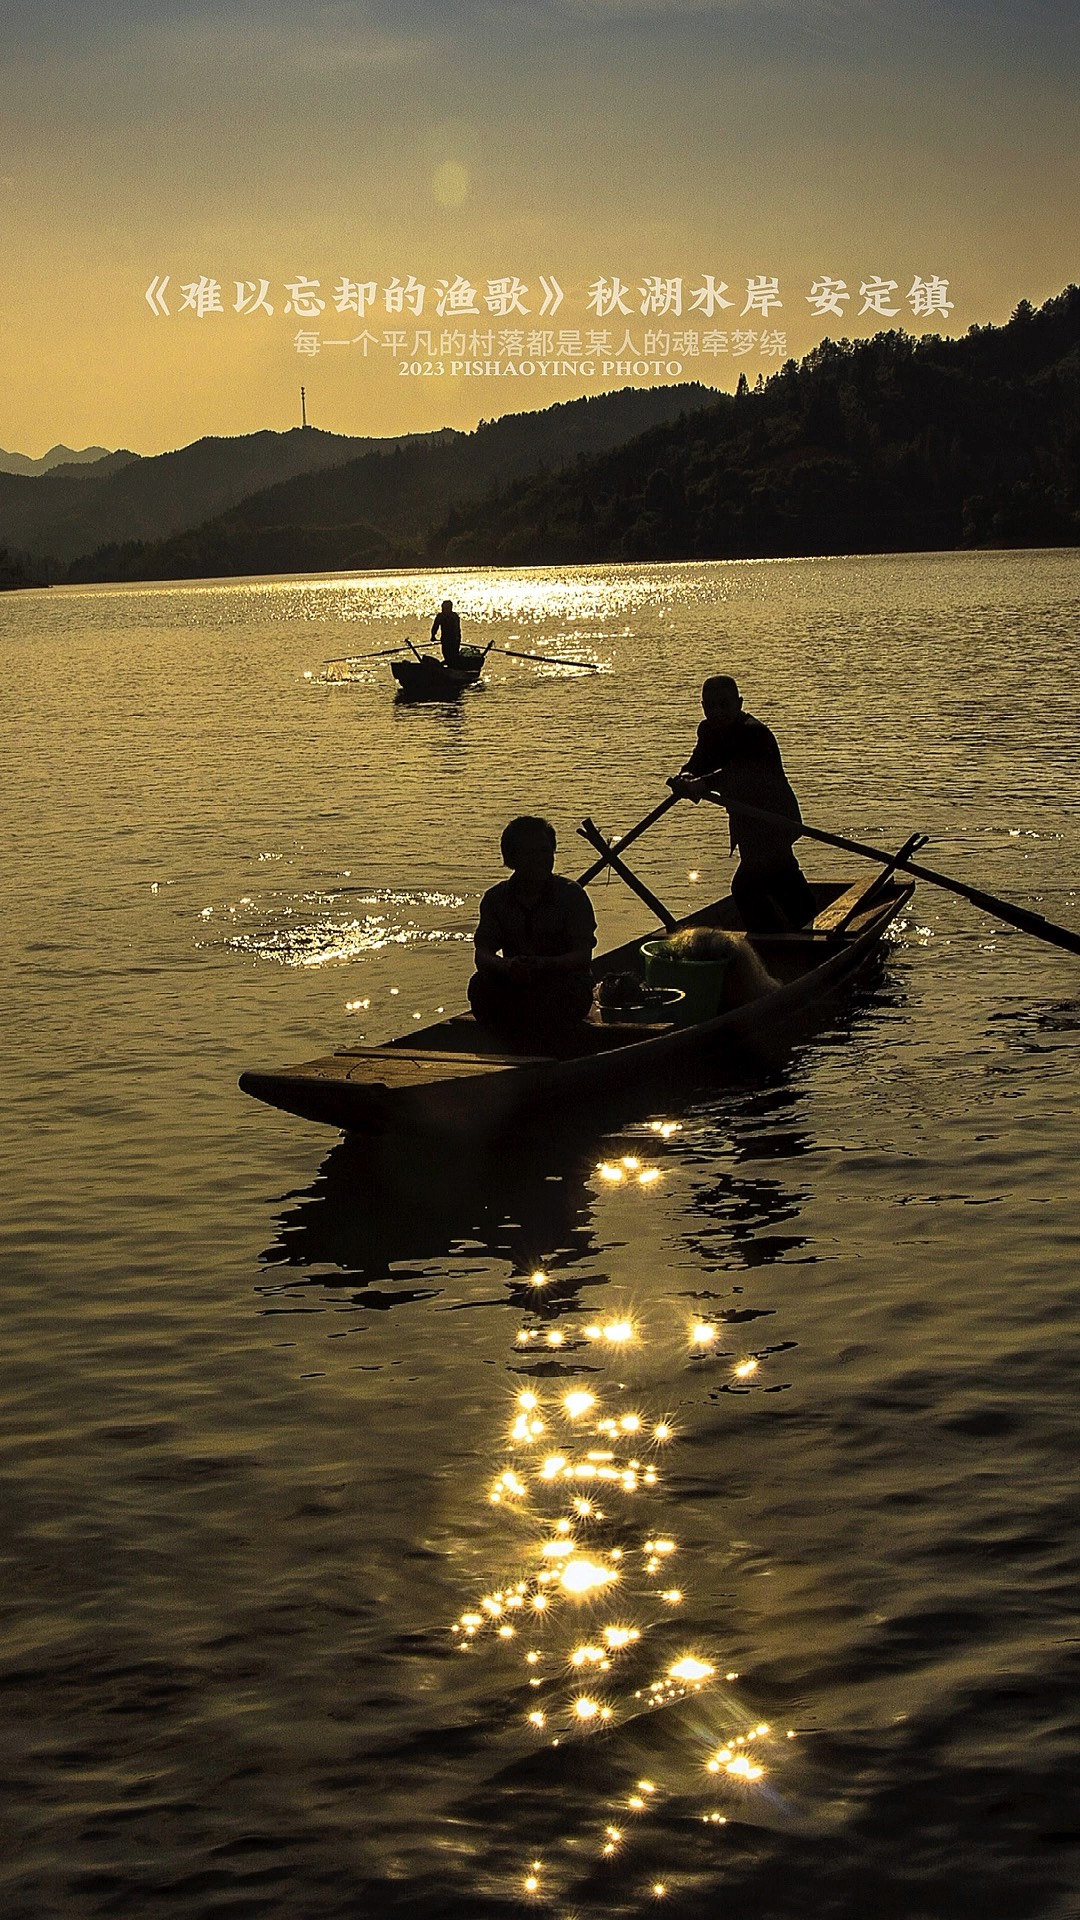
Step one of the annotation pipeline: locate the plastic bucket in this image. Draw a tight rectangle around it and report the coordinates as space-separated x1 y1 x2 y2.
640 939 731 1025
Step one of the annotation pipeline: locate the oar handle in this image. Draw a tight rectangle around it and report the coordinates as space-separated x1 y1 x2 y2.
577 818 677 931
575 791 681 886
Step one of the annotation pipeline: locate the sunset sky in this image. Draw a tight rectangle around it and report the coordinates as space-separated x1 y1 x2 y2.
4 0 1077 455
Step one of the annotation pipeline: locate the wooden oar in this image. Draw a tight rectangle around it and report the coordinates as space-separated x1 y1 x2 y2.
499 647 602 671
698 793 1080 958
576 791 681 887
322 645 410 665
577 818 677 930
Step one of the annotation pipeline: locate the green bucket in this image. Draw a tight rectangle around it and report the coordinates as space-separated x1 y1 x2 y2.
640 938 732 1026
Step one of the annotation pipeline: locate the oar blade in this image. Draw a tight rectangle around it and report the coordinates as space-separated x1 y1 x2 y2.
322 645 409 669
500 647 602 671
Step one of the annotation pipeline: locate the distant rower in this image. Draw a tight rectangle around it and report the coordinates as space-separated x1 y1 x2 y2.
668 674 816 933
431 598 462 667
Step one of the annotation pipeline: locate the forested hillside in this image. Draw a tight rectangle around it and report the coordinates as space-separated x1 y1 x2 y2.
62 387 717 582
0 428 445 568
417 290 1080 565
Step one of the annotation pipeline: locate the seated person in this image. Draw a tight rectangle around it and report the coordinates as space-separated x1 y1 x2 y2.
468 816 597 1041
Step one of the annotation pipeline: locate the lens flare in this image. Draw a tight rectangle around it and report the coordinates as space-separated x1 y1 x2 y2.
561 1558 618 1595
669 1656 714 1682
602 1320 635 1343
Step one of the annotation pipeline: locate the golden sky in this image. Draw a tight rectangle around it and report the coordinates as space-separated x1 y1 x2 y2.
3 0 1078 454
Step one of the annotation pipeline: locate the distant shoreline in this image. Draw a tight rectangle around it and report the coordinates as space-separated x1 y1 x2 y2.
6 288 1080 586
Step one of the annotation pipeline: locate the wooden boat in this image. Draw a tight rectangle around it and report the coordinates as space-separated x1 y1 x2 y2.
391 646 486 700
239 870 913 1138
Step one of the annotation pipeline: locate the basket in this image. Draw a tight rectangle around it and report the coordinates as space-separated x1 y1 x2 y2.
597 985 686 1025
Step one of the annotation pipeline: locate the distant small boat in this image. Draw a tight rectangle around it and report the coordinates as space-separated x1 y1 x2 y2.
239 875 913 1138
391 647 486 700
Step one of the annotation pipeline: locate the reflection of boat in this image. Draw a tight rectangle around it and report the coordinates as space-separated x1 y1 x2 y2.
239 874 913 1137
391 647 485 700
259 1127 601 1292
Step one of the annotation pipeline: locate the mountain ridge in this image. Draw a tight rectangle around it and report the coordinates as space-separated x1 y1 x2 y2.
0 426 454 566
56 387 720 582
0 444 117 477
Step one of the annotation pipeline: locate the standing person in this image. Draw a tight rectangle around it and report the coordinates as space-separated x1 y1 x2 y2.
468 817 597 1042
431 598 462 667
667 675 817 933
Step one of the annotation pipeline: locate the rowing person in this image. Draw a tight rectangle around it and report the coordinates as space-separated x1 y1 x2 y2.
469 816 597 1042
431 598 462 667
667 674 816 933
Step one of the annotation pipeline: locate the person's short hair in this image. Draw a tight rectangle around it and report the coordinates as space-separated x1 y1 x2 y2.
500 815 557 866
441 598 453 609
702 674 740 705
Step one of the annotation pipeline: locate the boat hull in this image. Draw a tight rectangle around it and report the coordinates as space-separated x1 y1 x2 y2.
239 880 913 1137
390 651 484 700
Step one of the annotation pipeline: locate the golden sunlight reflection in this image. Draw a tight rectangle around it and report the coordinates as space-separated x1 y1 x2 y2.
583 1318 639 1344
594 1153 664 1190
448 1231 803 1907
669 1657 715 1682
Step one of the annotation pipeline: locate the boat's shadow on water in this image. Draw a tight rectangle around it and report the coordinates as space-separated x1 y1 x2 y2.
255 964 905 1305
257 1125 605 1303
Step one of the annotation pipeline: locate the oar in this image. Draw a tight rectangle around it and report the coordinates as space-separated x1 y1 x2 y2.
498 647 602 671
576 791 681 887
577 818 677 930
697 793 1080 958
322 644 410 665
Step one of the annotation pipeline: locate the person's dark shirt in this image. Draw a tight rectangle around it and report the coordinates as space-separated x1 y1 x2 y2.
476 873 597 970
682 711 802 865
431 608 462 659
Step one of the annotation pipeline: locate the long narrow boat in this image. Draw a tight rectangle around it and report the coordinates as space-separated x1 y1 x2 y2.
239 869 913 1137
391 647 485 700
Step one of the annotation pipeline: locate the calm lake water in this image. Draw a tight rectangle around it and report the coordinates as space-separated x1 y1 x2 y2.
3 552 1080 1919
